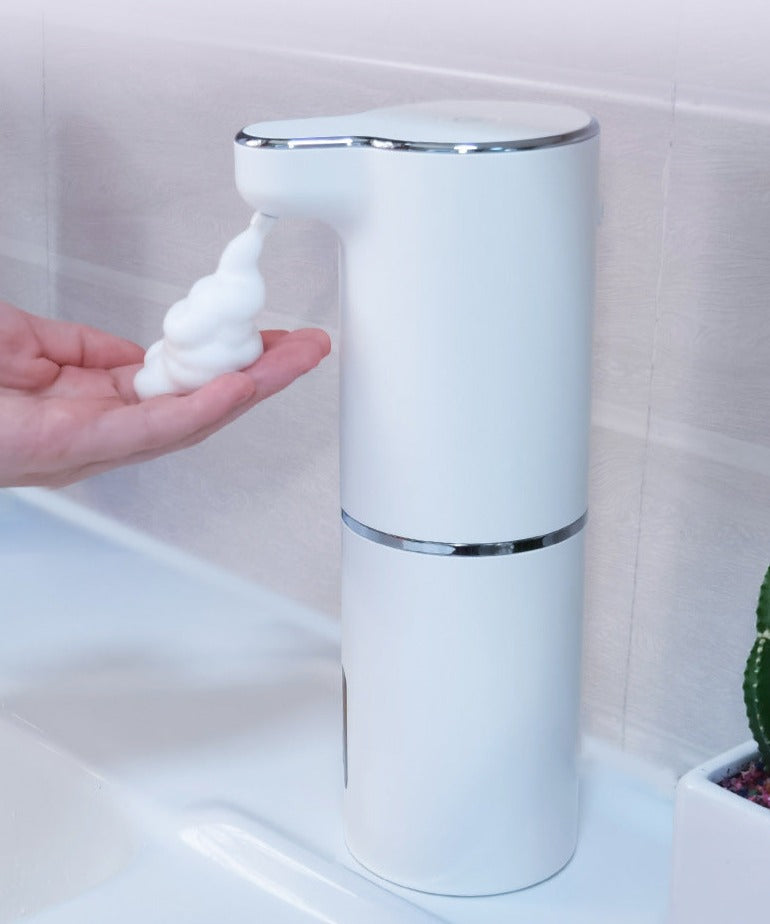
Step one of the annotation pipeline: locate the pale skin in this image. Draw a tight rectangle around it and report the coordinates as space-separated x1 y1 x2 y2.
0 301 331 488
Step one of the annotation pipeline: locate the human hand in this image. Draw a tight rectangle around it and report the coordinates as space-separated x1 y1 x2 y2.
0 302 331 487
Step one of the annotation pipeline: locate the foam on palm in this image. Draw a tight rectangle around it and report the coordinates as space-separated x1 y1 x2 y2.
133 213 275 400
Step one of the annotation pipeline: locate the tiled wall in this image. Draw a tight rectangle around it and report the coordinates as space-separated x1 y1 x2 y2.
2 1 769 775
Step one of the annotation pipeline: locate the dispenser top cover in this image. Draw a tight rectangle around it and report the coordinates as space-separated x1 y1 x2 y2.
238 100 598 154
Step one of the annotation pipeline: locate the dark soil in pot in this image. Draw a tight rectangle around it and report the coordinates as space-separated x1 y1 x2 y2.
719 760 770 808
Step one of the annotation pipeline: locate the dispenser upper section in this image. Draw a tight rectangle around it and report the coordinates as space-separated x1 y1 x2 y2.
237 100 598 154
234 98 599 540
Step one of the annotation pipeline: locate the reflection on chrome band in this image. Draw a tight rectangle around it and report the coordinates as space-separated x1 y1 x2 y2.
235 120 599 155
341 510 588 557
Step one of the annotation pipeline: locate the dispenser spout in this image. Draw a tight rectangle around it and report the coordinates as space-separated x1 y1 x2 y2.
235 125 366 230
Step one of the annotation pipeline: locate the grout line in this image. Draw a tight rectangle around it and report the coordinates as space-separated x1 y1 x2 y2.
592 403 770 480
592 401 649 441
0 234 186 305
0 236 46 268
35 13 670 111
649 417 770 478
49 250 186 307
253 42 674 111
619 104 676 749
622 716 720 779
0 236 333 339
36 14 770 126
245 43 770 127
620 5 684 749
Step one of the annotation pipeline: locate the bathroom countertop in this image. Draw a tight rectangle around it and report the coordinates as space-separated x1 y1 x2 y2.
0 489 675 924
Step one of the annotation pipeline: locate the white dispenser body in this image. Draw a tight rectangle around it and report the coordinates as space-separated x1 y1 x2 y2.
235 101 599 896
342 528 585 894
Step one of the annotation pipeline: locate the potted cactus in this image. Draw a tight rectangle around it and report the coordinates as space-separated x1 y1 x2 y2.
668 565 770 922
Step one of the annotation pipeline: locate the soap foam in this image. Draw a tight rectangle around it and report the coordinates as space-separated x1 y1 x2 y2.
133 213 275 400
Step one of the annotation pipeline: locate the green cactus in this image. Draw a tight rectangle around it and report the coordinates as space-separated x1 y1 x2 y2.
743 564 770 766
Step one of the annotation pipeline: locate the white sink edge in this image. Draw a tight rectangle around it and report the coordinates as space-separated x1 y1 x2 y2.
179 806 448 924
0 713 144 924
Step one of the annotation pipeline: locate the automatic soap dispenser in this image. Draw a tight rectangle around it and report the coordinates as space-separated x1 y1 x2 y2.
235 101 599 897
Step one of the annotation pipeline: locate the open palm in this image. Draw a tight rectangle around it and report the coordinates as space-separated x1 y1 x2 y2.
0 302 330 487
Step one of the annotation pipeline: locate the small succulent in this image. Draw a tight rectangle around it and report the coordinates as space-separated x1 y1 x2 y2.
743 564 770 766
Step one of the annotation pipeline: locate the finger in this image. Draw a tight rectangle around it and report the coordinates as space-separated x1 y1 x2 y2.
28 313 146 371
258 329 290 349
120 330 331 453
40 410 242 484
262 327 331 352
20 363 141 402
245 328 331 401
57 329 330 473
107 363 145 401
120 327 330 403
23 330 332 483
69 371 258 465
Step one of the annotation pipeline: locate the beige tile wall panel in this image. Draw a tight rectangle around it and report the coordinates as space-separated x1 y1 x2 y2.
650 111 770 450
40 0 681 102
626 443 770 773
0 10 49 314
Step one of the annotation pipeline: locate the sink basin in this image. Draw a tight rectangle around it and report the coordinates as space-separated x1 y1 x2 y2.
0 491 675 923
0 716 136 923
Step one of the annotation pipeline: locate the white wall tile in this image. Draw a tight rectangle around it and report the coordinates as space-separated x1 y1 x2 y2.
677 0 770 114
41 0 680 102
591 102 671 417
651 110 770 450
0 10 48 312
625 444 770 773
622 101 770 772
577 99 672 746
582 426 648 746
0 255 48 318
39 0 770 114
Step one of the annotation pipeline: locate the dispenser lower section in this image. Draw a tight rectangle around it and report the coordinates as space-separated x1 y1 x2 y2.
340 518 585 896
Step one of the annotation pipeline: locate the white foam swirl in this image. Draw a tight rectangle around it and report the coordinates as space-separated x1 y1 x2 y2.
133 213 275 400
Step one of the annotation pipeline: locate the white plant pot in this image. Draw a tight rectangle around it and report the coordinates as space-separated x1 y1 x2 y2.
668 740 769 923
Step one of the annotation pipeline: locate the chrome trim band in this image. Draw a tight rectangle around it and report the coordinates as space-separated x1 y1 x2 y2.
235 119 599 155
341 510 587 557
